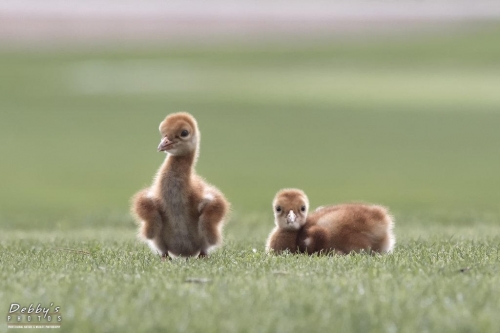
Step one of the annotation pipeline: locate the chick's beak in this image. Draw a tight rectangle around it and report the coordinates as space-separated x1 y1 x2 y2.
286 210 296 224
157 137 174 152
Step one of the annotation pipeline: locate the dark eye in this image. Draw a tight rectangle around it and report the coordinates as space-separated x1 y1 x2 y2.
180 130 189 137
301 206 306 212
276 206 282 213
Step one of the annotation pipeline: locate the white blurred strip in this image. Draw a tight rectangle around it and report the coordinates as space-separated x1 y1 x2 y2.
67 60 500 110
1 0 500 20
2 0 500 46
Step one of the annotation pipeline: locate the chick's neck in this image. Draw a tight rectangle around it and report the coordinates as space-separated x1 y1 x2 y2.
160 149 197 183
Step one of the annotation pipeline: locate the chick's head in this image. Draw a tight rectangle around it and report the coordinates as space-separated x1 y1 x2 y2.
272 189 309 230
158 112 199 156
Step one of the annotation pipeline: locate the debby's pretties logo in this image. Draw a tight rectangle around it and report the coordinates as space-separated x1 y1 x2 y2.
6 303 62 329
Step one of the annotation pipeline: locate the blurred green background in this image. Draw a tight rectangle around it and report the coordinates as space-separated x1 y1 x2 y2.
1 25 500 231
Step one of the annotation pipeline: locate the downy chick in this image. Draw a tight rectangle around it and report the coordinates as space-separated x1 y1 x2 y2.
266 189 395 255
131 112 230 258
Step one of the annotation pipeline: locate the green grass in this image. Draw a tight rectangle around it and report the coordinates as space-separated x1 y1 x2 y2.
2 222 500 333
1 25 500 332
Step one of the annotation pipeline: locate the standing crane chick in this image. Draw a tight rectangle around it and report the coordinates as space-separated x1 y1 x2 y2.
266 189 395 255
131 112 230 258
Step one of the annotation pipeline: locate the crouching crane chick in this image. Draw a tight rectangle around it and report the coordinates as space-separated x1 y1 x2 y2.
266 189 395 255
131 112 230 258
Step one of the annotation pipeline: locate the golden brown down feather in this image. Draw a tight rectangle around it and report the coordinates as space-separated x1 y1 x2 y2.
131 112 230 258
266 189 395 255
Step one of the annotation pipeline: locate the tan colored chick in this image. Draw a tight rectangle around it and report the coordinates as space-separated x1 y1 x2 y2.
266 189 395 255
131 112 230 258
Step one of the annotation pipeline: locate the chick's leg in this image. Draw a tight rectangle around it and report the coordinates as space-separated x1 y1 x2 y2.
132 189 163 239
198 195 228 253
